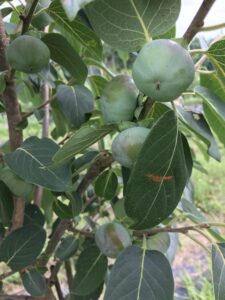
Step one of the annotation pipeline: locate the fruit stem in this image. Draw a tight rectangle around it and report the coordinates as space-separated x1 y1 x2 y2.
142 234 147 250
199 22 225 32
171 101 177 116
189 49 206 55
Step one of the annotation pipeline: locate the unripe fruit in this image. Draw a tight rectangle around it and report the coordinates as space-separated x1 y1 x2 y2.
1 168 33 197
132 39 195 102
95 222 131 258
112 127 150 168
101 75 138 124
31 0 51 30
6 35 50 73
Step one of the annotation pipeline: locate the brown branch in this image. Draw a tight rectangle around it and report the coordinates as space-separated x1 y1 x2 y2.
134 223 211 237
77 150 114 197
21 95 56 120
38 220 71 268
21 0 39 34
0 13 25 230
68 226 94 238
183 0 216 43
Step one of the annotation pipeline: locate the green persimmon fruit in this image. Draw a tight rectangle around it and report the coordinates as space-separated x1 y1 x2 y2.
132 39 195 102
112 127 150 168
31 0 51 30
1 168 33 197
101 75 138 124
95 222 132 258
6 35 50 73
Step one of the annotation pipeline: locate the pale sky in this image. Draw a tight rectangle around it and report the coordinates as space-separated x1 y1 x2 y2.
177 0 225 40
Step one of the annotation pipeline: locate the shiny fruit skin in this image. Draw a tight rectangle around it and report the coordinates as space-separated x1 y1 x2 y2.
101 75 138 124
6 35 50 73
95 222 132 258
112 127 150 168
132 39 195 102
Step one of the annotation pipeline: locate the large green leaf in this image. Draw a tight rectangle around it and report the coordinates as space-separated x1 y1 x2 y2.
195 86 225 147
0 225 46 271
4 137 72 192
71 245 107 295
212 243 225 300
104 245 174 300
177 107 221 161
21 269 46 297
86 0 181 51
56 84 94 129
52 125 114 167
42 33 88 83
47 0 102 60
125 111 188 229
0 181 13 227
206 39 225 78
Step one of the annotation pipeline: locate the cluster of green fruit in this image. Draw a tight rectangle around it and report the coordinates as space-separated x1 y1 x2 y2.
101 39 195 168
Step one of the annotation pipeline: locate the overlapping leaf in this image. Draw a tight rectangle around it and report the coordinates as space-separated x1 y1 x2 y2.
86 0 181 51
195 86 225 147
52 125 114 167
21 269 46 297
207 39 225 77
212 243 225 300
60 0 92 21
0 225 46 271
42 33 88 83
104 245 174 300
4 137 72 192
71 246 107 295
125 111 189 229
47 0 102 60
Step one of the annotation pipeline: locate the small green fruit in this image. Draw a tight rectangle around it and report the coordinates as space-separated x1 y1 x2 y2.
112 127 150 168
132 39 195 102
95 222 131 258
1 168 33 197
101 75 138 124
6 35 50 73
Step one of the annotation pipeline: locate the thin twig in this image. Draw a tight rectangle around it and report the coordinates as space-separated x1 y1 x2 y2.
21 0 39 34
134 223 211 236
77 151 114 197
183 0 216 43
65 260 73 290
185 232 210 254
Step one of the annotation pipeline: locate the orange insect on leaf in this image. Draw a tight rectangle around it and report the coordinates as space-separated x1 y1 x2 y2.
147 174 173 183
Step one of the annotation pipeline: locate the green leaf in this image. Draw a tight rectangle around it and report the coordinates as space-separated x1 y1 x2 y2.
42 33 88 83
195 86 225 148
0 225 46 271
206 39 225 78
86 0 181 51
125 111 188 229
71 245 107 296
56 84 94 129
21 269 46 297
177 107 221 161
53 200 73 219
200 71 225 103
70 284 103 300
47 0 102 60
55 235 79 261
24 204 45 227
147 232 170 253
212 243 225 300
104 245 174 300
94 170 118 200
51 99 69 139
4 137 72 192
52 125 114 167
0 181 13 227
60 0 91 21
